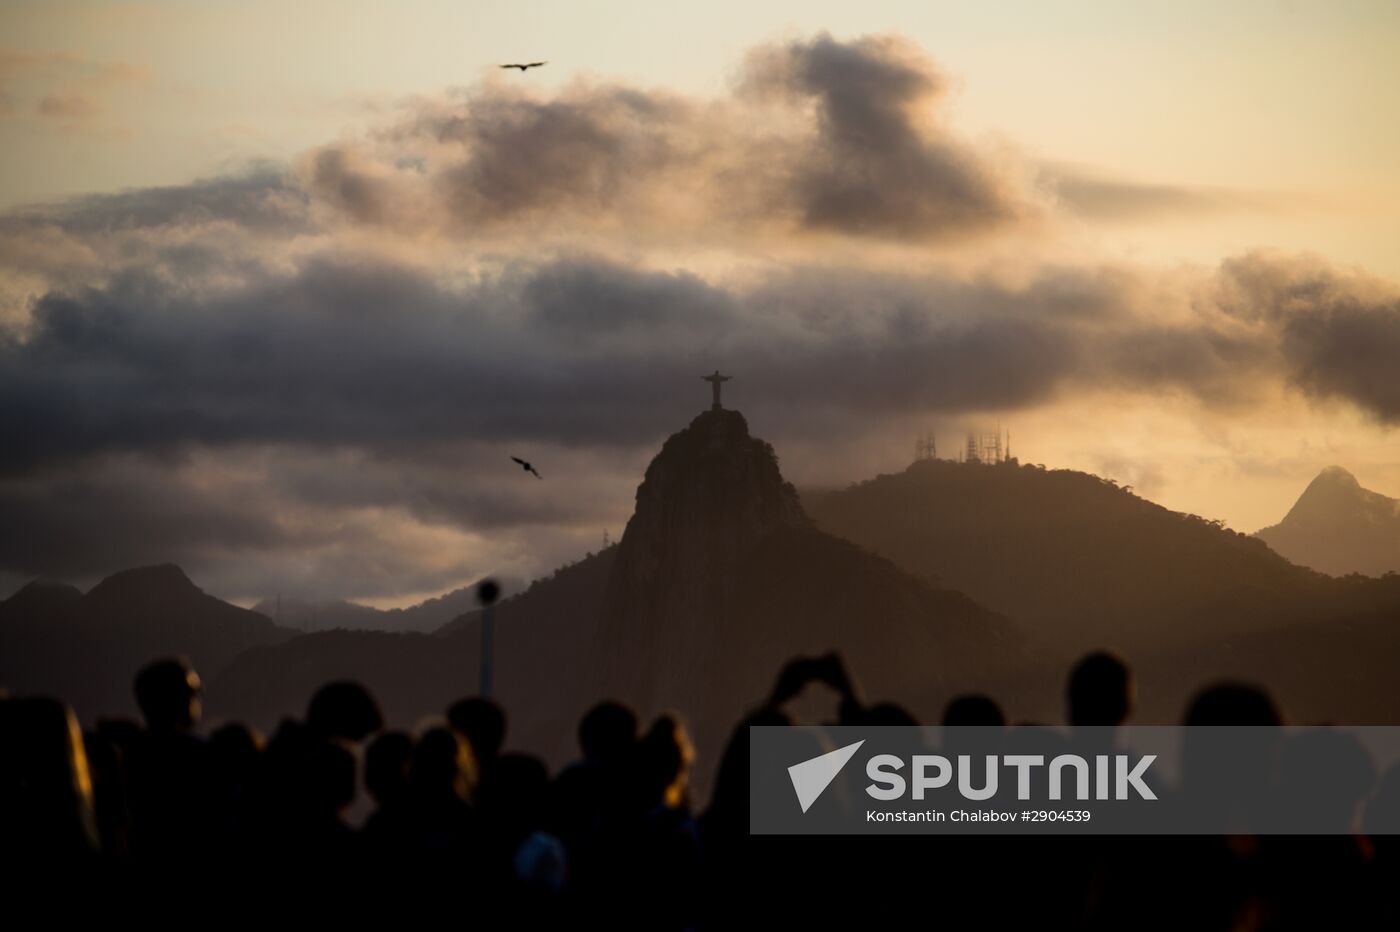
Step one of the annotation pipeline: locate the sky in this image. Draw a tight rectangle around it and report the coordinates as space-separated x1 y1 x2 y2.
1 1 1398 605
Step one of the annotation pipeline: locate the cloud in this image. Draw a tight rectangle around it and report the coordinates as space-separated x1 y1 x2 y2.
740 33 1024 237
0 165 309 237
428 85 703 225
37 92 101 119
0 251 1333 483
1217 252 1400 422
300 33 1032 243
0 49 148 126
303 82 731 238
1044 164 1260 220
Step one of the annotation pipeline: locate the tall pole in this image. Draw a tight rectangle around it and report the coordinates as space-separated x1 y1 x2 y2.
476 578 500 698
479 605 494 698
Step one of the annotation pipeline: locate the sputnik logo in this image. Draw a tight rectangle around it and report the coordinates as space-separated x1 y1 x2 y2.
788 740 865 813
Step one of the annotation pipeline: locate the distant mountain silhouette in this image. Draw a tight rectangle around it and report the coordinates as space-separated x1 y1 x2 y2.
251 580 519 633
1255 466 1400 577
805 458 1400 722
0 564 291 721
213 409 1017 783
214 551 617 735
0 579 81 625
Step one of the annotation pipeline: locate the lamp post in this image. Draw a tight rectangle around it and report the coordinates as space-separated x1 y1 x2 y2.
477 578 500 698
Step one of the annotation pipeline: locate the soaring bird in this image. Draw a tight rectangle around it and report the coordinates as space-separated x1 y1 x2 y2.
511 456 543 479
500 61 547 72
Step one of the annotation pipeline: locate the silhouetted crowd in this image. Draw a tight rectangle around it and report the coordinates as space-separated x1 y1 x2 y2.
5 650 1400 928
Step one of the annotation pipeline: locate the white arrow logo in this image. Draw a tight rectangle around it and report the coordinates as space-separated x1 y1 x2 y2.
788 739 865 813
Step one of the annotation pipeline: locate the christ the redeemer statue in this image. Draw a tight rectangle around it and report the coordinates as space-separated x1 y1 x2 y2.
703 370 732 410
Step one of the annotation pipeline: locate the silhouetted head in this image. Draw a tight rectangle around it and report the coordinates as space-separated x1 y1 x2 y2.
412 725 477 802
1067 651 1133 727
638 715 694 810
365 730 413 806
1179 683 1284 820
133 658 202 732
1183 682 1282 725
865 702 919 726
942 694 1005 727
578 700 637 765
447 697 506 762
306 681 383 743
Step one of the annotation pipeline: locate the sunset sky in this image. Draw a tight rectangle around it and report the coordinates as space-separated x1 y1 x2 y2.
2 1 1398 605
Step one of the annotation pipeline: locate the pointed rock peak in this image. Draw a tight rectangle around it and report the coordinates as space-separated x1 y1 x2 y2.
1290 466 1365 515
1272 466 1397 533
1311 465 1360 490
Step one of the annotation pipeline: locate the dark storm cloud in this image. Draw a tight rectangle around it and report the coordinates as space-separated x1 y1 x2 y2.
1218 253 1400 422
521 260 738 341
0 253 1309 481
740 33 1021 237
0 257 725 473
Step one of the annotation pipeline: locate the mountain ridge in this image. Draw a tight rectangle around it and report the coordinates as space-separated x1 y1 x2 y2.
251 579 518 634
1255 466 1400 577
804 456 1400 722
0 562 293 721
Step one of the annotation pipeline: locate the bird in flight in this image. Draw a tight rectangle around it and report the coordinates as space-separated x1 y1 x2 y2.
511 456 543 479
500 61 547 72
